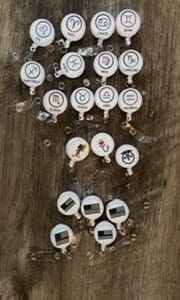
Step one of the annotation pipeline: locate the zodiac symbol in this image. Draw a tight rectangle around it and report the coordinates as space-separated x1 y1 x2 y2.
69 17 80 29
28 66 38 76
124 14 133 24
121 150 135 164
97 17 109 28
38 25 49 36
98 139 110 152
102 55 111 66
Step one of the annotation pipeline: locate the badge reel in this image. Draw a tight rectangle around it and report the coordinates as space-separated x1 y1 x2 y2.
95 85 118 121
60 13 86 49
70 87 95 120
115 144 139 176
118 88 142 121
94 51 118 84
91 133 115 163
54 52 85 79
42 89 68 123
81 195 104 227
29 18 55 52
50 224 74 254
106 199 129 230
66 137 90 168
94 221 117 251
57 191 81 219
116 9 141 46
90 12 115 48
119 50 143 85
20 61 45 95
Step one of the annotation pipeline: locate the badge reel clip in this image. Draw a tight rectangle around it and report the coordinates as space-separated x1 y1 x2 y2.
81 195 104 227
57 13 86 51
94 51 118 85
57 191 81 219
115 144 139 176
106 199 129 230
91 133 115 163
66 137 90 168
94 221 117 252
95 85 118 121
70 87 95 121
42 89 68 123
20 61 45 95
118 88 143 121
50 224 74 256
54 52 85 79
116 9 141 46
29 18 55 53
119 50 143 85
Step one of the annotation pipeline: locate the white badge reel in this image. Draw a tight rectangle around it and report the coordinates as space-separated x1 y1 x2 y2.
119 50 143 85
60 13 86 49
118 88 142 121
91 133 115 163
81 195 104 226
50 224 74 254
95 85 118 120
115 144 139 176
94 221 117 251
94 51 118 84
29 18 55 52
70 87 95 120
66 137 90 168
20 61 45 95
116 10 141 46
106 199 129 230
57 191 81 219
90 12 115 47
55 52 85 79
42 89 68 122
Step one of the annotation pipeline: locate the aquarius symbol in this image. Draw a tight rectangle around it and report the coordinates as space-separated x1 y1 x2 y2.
73 144 87 158
98 139 110 152
79 92 87 102
103 91 111 98
70 18 80 29
52 95 61 105
121 150 135 164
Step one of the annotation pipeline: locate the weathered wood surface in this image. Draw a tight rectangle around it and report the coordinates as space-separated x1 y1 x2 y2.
0 0 179 299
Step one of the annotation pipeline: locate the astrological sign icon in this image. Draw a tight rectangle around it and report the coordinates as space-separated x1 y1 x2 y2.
124 14 133 25
97 17 109 28
73 143 87 158
39 24 49 35
127 54 136 65
121 150 135 164
102 55 111 66
69 57 80 69
70 17 80 29
98 139 110 152
51 94 61 106
78 92 87 102
28 66 38 76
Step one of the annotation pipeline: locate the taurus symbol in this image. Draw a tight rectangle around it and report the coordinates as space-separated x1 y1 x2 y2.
127 54 136 65
98 139 110 152
73 144 87 158
69 58 80 68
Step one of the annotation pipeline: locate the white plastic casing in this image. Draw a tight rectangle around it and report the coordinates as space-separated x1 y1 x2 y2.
90 12 115 41
118 88 142 121
81 195 104 225
106 199 129 229
50 224 74 253
70 87 95 119
91 133 115 163
61 13 86 43
20 61 45 88
57 191 81 219
42 89 68 116
94 51 118 79
115 144 139 175
29 18 55 48
94 221 117 251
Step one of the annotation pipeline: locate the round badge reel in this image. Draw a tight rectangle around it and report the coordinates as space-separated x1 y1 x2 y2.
115 144 139 176
81 195 104 226
94 51 118 84
118 88 142 121
50 224 74 254
91 133 115 163
94 221 117 251
55 52 85 79
116 10 141 46
42 89 68 122
57 191 81 219
20 61 45 95
119 50 143 85
29 18 55 52
66 137 90 168
70 87 95 120
106 199 129 230
60 13 86 49
95 85 118 120
90 12 115 47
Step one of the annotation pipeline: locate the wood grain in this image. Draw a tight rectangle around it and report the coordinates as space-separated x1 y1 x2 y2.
0 0 179 299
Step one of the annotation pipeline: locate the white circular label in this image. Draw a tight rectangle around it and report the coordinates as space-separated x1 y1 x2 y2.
66 137 90 162
61 13 86 42
81 195 104 221
94 51 118 79
70 87 95 113
57 191 80 216
115 144 139 168
91 133 115 157
60 52 85 78
116 10 141 38
20 61 45 88
118 88 142 115
106 199 129 225
119 50 143 76
29 18 55 47
95 85 118 111
90 12 115 40
42 90 68 116
50 224 74 250
94 221 117 247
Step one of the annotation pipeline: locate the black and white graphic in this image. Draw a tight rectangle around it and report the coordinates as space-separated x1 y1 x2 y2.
57 191 81 219
70 87 94 119
67 54 83 71
61 13 86 43
25 62 41 79
35 20 52 38
94 221 117 251
95 14 111 31
115 144 139 172
42 90 68 116
81 195 104 225
98 52 114 69
119 50 143 82
30 18 55 48
120 11 137 28
66 15 83 32
123 51 139 68
121 150 135 164
48 92 64 108
94 51 118 78
118 88 142 120
90 12 115 40
50 224 74 252
95 85 118 113
20 61 45 89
